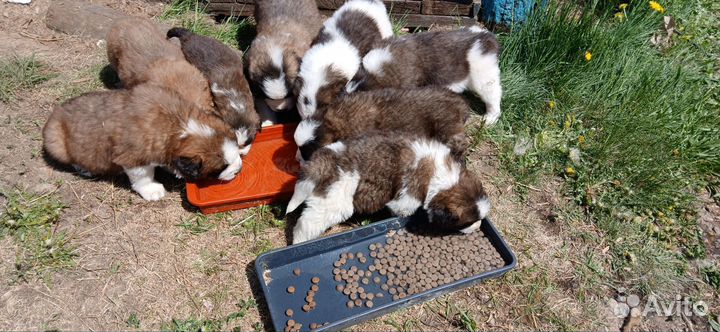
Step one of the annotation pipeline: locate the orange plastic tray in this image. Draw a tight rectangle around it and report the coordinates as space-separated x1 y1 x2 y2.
186 123 300 214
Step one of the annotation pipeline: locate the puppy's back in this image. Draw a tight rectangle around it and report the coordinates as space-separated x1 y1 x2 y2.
43 91 128 171
107 17 184 87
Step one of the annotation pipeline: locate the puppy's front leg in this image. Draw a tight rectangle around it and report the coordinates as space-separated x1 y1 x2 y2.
292 205 345 244
125 165 166 201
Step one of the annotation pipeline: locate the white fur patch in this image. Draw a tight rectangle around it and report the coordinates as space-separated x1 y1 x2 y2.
219 139 242 181
469 25 487 33
467 40 502 126
292 169 360 243
287 179 316 213
182 119 215 138
297 38 360 118
460 197 490 234
327 0 394 39
460 219 483 234
446 77 470 93
386 187 422 216
263 76 288 100
362 47 393 74
325 141 346 154
410 139 461 209
294 119 320 147
236 128 249 146
477 197 491 219
125 165 166 201
239 143 252 156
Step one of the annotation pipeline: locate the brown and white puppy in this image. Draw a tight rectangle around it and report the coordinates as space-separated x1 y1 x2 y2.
347 27 503 126
107 18 214 111
166 27 260 153
294 88 470 162
246 0 322 110
43 84 243 201
296 0 393 119
286 134 490 244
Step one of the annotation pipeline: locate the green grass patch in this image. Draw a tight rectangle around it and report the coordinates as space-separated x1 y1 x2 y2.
488 0 719 294
126 313 141 329
230 205 285 255
161 298 256 332
160 0 255 51
0 55 55 102
0 190 76 282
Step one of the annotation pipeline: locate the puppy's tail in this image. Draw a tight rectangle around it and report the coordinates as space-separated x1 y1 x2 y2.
286 180 315 214
167 27 192 40
42 107 71 164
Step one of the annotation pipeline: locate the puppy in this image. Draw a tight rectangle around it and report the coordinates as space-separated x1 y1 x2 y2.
246 0 322 110
296 0 393 119
294 88 470 162
347 27 503 125
107 18 214 112
286 134 490 244
43 84 243 201
167 27 260 153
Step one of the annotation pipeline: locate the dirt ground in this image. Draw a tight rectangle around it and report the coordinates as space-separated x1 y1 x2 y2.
0 1 716 331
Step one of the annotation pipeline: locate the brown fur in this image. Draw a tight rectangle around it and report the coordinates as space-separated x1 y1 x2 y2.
311 0 391 56
106 17 185 87
43 84 237 180
298 88 469 160
296 134 488 232
247 0 322 101
167 27 260 146
350 28 499 90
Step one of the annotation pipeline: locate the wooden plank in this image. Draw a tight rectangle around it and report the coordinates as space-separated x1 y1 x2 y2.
206 0 478 28
392 13 477 27
421 0 434 15
431 1 474 16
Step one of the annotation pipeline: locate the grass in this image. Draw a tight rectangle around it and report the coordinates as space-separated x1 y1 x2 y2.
0 189 76 282
230 205 285 255
0 55 55 102
486 0 719 295
126 313 141 329
161 298 257 332
160 0 255 51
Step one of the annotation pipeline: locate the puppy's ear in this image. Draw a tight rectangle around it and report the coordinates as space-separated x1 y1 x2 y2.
299 141 319 161
283 50 301 80
173 157 202 180
292 76 304 97
345 66 368 93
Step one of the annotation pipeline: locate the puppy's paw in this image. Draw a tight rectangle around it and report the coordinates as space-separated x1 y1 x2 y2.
483 111 501 126
135 182 166 201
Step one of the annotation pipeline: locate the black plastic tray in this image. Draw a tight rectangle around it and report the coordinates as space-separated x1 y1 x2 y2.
254 213 517 332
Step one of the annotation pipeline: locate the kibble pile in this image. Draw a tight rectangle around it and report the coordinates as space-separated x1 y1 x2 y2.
282 228 504 331
333 229 504 307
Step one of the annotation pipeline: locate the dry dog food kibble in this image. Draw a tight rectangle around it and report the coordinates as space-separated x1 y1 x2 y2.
332 229 504 310
287 286 295 294
293 268 301 276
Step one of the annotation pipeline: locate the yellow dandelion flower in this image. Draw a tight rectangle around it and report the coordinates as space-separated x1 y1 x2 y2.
649 1 665 13
619 3 628 9
584 51 592 61
548 100 556 109
565 166 576 176
614 12 626 20
578 135 586 144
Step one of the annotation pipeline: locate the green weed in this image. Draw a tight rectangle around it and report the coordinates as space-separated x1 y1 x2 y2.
126 313 141 329
161 298 256 332
177 213 215 235
0 55 55 102
488 0 719 295
0 190 76 282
